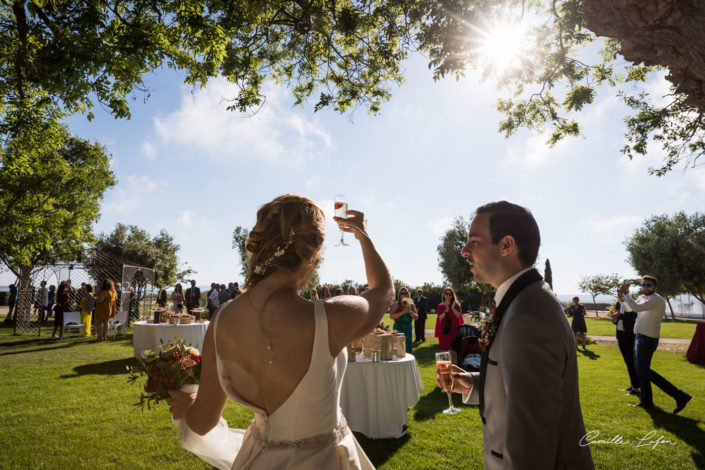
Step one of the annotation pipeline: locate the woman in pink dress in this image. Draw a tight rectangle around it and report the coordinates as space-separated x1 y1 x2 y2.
435 286 463 362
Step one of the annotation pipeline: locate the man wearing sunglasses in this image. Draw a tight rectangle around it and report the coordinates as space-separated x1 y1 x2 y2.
618 276 692 413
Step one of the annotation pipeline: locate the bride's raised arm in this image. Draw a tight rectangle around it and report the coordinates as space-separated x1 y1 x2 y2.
325 210 394 356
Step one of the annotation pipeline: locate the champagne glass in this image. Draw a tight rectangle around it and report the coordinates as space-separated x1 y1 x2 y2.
334 195 349 246
436 351 461 415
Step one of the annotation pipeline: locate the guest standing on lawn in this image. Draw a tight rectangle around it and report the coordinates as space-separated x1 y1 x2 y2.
172 283 185 314
567 296 588 349
207 282 220 318
414 288 428 344
156 287 168 308
609 300 640 396
36 281 49 324
619 276 691 413
186 280 201 314
47 284 55 318
50 281 71 339
5 284 17 323
95 280 117 342
391 287 418 354
80 284 95 337
435 286 463 362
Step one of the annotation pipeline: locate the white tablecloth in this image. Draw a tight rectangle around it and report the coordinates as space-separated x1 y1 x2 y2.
132 321 209 358
340 353 423 439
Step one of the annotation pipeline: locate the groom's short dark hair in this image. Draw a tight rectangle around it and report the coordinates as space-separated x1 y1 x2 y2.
475 201 540 268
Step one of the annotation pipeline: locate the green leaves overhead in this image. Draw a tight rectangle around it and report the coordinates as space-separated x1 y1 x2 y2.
1 1 702 174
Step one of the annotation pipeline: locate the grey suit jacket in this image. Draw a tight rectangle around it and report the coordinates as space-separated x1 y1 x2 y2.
464 280 594 470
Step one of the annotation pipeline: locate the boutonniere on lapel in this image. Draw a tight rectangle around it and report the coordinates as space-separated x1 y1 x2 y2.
479 308 500 351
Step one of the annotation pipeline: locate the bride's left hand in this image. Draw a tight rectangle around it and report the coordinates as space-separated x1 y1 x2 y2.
168 389 197 420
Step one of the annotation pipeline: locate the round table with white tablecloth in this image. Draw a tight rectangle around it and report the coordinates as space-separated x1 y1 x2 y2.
340 353 423 439
132 321 209 358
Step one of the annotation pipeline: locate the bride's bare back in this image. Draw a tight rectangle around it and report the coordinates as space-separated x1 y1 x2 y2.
215 290 318 415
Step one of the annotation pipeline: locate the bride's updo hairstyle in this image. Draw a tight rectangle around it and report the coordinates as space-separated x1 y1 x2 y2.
244 195 325 290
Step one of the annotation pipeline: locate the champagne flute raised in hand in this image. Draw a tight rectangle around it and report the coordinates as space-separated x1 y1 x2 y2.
436 351 461 415
334 195 349 246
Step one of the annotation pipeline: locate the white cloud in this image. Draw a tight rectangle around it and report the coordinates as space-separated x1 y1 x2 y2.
586 215 642 234
684 166 705 192
178 210 195 227
305 175 320 189
503 131 572 167
148 77 334 164
428 216 456 237
644 71 673 108
103 175 163 214
141 141 157 160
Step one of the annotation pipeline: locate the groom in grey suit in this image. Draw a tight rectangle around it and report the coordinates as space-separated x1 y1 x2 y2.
441 201 594 470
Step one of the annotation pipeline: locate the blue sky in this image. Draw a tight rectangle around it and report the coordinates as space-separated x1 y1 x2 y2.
3 54 704 296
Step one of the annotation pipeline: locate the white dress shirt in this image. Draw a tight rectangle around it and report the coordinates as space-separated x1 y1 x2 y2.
462 267 535 405
494 267 534 306
621 292 665 338
208 289 220 308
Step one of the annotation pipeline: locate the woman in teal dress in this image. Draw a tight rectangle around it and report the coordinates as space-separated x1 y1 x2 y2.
391 287 418 354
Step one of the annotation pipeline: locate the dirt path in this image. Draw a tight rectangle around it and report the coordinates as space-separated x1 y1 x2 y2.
422 329 692 353
590 335 690 353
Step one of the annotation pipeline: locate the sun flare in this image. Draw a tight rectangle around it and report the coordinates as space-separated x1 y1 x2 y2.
475 20 529 75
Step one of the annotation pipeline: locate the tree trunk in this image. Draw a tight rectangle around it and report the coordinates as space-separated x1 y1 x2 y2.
666 297 675 319
583 0 705 110
592 295 599 316
691 293 705 318
12 265 35 335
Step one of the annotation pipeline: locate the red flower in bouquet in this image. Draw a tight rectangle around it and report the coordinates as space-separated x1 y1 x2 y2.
127 339 202 410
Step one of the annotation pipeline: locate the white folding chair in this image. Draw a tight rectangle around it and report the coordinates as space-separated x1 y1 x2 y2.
108 311 128 339
62 311 86 338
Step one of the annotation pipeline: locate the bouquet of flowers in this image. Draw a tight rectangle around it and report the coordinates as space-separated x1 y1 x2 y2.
127 339 202 410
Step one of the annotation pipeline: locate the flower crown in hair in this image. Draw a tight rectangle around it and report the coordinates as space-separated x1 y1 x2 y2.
252 228 296 275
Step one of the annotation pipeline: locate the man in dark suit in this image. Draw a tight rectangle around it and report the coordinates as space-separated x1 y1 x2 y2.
439 201 593 470
609 300 640 396
413 288 428 343
185 280 201 314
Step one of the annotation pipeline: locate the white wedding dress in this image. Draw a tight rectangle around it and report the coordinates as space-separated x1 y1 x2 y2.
174 300 374 470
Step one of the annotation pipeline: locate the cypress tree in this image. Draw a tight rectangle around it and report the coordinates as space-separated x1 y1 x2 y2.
544 259 553 290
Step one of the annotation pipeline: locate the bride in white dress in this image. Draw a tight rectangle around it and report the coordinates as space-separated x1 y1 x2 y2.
169 195 394 469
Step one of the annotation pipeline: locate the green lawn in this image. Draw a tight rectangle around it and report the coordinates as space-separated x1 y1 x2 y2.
1 321 703 469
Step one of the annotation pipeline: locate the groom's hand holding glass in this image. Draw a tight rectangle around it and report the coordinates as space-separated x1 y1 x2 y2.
435 363 474 396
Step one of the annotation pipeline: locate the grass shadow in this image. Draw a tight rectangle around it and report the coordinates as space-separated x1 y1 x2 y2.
413 386 474 422
411 342 438 367
0 339 84 357
0 336 47 347
61 357 139 378
577 348 601 360
645 406 705 467
355 431 411 468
